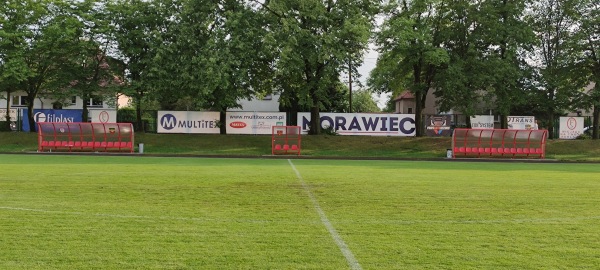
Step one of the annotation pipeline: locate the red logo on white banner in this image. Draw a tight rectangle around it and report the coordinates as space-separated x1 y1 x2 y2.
567 117 577 130
99 111 110 123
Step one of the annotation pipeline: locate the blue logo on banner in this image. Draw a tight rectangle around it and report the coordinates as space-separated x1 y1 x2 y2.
160 114 177 130
22 109 82 132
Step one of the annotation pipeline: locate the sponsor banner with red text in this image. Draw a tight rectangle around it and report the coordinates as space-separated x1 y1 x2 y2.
559 116 584 139
226 112 286 135
89 109 117 123
157 111 220 134
297 112 416 136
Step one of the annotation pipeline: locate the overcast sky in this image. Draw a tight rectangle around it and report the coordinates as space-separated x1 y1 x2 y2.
354 46 391 110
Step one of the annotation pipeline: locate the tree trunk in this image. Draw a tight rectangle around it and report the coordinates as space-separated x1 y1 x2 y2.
415 90 423 137
465 115 471 128
82 93 89 122
27 101 36 133
309 105 320 135
136 91 144 132
219 110 227 135
547 112 555 139
4 90 12 130
593 105 599 140
500 114 507 129
288 110 297 126
413 62 423 137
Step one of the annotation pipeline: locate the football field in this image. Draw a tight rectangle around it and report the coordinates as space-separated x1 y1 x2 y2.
1 154 600 269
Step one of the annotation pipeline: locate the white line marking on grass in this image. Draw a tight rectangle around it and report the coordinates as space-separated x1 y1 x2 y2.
287 159 362 270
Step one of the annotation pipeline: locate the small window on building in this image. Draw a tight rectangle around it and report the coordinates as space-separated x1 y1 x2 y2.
11 96 27 106
71 96 77 105
407 107 413 114
86 97 103 107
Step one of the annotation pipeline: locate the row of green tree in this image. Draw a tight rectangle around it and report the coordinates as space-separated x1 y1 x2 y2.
1 0 598 138
371 0 598 138
0 0 380 134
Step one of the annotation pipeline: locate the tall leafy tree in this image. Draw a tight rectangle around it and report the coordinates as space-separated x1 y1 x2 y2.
433 0 485 120
483 0 534 129
203 0 275 134
108 0 171 131
265 0 378 134
0 1 31 128
435 0 534 128
143 0 213 111
571 0 599 139
528 0 588 138
151 0 275 134
1 0 85 132
370 0 449 136
49 0 124 122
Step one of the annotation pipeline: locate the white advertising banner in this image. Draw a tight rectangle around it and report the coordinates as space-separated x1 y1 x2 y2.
470 115 495 129
559 116 584 139
0 109 17 121
226 112 286 135
507 116 535 130
89 109 117 123
157 111 220 134
298 112 416 136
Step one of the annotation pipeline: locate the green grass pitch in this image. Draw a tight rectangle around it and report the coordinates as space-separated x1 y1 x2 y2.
1 154 600 269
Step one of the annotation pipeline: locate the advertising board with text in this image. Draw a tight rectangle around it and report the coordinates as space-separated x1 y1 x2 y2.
559 116 584 139
298 112 416 136
22 109 83 132
507 116 535 130
470 115 495 129
89 109 117 123
0 109 17 121
425 115 452 136
157 111 220 134
226 112 286 135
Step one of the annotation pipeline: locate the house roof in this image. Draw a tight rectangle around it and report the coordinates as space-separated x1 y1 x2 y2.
393 92 414 101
